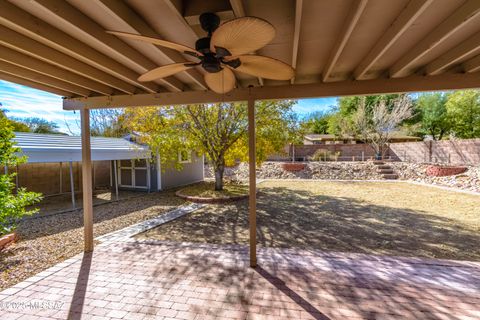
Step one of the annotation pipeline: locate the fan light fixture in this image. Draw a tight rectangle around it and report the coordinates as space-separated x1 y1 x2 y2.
107 12 295 94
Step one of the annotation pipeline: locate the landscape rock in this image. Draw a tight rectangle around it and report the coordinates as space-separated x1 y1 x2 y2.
205 161 479 193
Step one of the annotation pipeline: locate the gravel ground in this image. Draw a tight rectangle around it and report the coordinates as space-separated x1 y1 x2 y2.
205 161 479 192
0 190 184 291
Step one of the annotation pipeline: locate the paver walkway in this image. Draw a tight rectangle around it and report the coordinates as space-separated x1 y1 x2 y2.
0 241 479 320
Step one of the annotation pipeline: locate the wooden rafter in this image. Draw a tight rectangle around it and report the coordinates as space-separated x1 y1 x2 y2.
322 0 368 82
291 0 303 84
425 32 480 75
0 71 73 97
29 0 182 93
0 1 159 94
96 0 207 90
463 54 480 73
390 0 480 78
0 61 91 97
0 46 113 95
354 0 433 80
0 26 134 94
64 72 480 110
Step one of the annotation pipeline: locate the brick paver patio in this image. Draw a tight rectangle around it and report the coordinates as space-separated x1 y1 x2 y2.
0 241 479 320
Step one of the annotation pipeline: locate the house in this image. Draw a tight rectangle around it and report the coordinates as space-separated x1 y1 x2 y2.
11 132 203 207
303 133 421 145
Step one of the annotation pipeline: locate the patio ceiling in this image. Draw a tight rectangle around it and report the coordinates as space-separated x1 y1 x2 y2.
0 0 479 109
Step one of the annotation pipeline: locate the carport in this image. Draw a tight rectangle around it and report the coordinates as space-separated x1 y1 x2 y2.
1 0 480 268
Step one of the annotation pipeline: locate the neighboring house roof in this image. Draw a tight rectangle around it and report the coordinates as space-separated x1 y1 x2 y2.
13 132 150 163
304 133 421 142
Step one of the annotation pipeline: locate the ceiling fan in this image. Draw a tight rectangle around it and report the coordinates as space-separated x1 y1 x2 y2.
107 12 295 94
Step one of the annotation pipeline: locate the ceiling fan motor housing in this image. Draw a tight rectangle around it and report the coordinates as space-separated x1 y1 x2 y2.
202 53 222 73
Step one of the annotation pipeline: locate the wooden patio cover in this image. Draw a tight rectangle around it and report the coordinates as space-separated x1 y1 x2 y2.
1 0 480 266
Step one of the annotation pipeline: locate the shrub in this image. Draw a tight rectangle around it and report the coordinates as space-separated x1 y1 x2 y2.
0 117 42 236
310 149 341 161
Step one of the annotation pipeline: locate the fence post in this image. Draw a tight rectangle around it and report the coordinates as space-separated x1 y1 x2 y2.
362 151 364 161
429 141 433 163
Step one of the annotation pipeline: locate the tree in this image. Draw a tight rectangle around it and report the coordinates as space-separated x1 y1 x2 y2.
0 117 42 236
90 109 128 137
16 117 63 134
0 104 30 132
446 90 480 139
301 110 334 134
123 100 298 190
353 95 413 159
416 93 450 140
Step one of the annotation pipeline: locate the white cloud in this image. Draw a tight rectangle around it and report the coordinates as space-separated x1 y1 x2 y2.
0 80 79 134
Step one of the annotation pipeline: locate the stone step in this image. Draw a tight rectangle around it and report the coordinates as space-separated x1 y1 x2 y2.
378 169 394 174
372 161 385 165
377 165 391 170
383 174 398 180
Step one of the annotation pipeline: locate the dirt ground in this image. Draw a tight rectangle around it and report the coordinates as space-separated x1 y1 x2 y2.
137 181 480 261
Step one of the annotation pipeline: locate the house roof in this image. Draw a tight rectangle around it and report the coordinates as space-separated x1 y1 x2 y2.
304 133 421 141
14 132 150 163
0 1 479 109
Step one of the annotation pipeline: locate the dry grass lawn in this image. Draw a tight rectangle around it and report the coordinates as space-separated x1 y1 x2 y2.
137 181 480 261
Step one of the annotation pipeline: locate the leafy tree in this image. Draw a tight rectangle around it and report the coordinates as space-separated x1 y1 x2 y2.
416 93 450 140
0 104 30 132
0 117 42 236
353 95 414 159
301 110 333 134
446 90 480 139
123 100 298 190
16 117 63 134
90 109 128 137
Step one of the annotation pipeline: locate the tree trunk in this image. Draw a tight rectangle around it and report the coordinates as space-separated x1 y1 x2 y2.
214 163 225 191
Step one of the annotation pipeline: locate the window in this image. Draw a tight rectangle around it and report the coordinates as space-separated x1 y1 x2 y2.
118 159 148 188
178 150 192 163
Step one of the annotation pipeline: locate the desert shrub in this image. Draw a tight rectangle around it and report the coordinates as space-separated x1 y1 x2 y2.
310 149 341 161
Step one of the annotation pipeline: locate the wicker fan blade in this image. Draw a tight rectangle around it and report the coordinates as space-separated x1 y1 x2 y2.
235 55 294 80
138 63 196 82
204 68 236 94
210 17 275 56
107 31 202 57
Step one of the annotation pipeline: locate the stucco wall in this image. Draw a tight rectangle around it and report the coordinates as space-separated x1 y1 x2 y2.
161 152 204 189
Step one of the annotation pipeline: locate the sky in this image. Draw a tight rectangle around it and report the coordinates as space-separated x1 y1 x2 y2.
0 80 337 135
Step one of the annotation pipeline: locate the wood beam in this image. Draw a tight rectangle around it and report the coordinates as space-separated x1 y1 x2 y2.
0 71 73 97
0 61 91 97
322 0 368 82
0 46 113 95
463 54 480 73
80 109 94 252
425 32 480 75
229 0 263 86
64 72 480 110
96 0 207 90
291 0 303 84
247 97 256 268
354 0 433 80
0 26 127 94
390 0 480 78
28 0 182 93
0 1 158 94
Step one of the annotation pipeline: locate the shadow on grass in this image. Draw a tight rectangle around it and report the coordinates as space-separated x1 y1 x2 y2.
138 186 480 261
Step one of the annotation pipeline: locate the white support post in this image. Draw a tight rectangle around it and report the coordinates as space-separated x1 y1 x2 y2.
248 97 257 268
81 108 94 252
59 162 63 194
69 161 75 209
113 160 119 200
